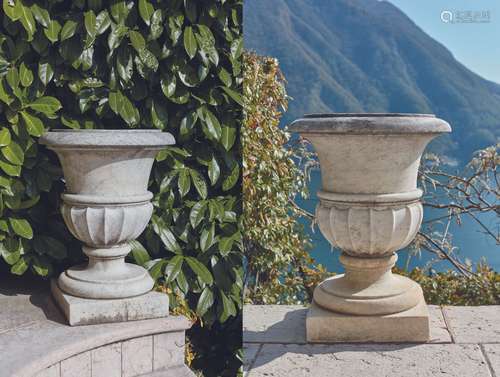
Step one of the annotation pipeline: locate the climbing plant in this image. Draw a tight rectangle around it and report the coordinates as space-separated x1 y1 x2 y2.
0 0 242 375
242 52 326 304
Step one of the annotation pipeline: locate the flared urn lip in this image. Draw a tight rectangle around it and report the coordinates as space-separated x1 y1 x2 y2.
289 112 452 135
39 129 175 149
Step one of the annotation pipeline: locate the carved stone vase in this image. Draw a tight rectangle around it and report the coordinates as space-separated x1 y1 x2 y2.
290 113 451 342
40 129 175 325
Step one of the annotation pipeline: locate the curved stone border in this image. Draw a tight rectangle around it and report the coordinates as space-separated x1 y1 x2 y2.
6 314 191 377
0 285 193 377
33 332 194 377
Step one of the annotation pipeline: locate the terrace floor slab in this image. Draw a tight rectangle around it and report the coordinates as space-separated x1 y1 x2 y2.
243 304 499 377
443 306 500 343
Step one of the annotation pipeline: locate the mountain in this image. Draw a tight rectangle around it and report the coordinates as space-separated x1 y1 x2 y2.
244 0 500 161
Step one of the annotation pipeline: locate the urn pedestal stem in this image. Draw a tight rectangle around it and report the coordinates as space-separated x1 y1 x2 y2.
290 113 451 343
40 130 175 326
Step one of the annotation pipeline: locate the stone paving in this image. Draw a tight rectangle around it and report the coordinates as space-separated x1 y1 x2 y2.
243 305 500 377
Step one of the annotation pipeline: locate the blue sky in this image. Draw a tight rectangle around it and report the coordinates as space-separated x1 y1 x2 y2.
388 0 500 83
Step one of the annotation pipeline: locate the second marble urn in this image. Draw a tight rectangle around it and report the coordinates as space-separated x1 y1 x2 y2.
290 113 451 342
40 129 175 325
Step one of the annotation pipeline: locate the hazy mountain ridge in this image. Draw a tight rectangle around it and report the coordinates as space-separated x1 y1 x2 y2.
244 0 500 160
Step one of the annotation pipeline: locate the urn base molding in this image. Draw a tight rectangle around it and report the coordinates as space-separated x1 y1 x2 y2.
306 298 429 343
308 252 430 342
51 280 170 326
58 261 154 300
313 253 424 316
57 244 155 300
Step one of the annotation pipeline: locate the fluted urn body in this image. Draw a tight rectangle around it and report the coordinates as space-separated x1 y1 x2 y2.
290 113 451 341
40 130 174 300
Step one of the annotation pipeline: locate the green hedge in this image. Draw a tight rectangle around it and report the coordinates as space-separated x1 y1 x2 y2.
397 265 500 306
0 0 242 375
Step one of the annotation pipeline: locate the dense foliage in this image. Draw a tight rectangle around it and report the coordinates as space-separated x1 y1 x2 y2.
397 265 500 305
242 52 326 304
0 1 242 375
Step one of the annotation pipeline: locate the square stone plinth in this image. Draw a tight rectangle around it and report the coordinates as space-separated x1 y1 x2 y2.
51 280 169 326
307 299 430 343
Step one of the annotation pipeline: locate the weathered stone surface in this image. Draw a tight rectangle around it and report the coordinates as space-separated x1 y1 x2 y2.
307 300 429 343
428 305 452 343
39 129 175 149
443 306 500 343
122 336 153 377
482 344 500 376
243 344 261 376
33 335 197 377
91 343 121 377
52 280 169 326
141 365 196 377
312 255 426 316
315 202 423 259
33 346 197 377
288 114 451 341
0 283 191 377
243 305 307 344
248 344 490 377
289 114 451 207
39 129 175 305
153 332 185 370
34 364 60 377
243 305 450 344
0 281 53 333
243 305 498 376
289 113 452 135
61 351 91 377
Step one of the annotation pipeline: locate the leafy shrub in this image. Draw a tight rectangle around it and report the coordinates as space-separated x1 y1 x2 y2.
297 265 500 306
0 0 242 375
396 265 500 305
242 52 326 304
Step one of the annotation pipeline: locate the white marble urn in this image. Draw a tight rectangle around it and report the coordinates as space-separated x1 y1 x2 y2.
40 130 174 302
290 113 451 342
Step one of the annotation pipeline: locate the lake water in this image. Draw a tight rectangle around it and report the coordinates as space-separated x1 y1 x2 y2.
298 170 500 273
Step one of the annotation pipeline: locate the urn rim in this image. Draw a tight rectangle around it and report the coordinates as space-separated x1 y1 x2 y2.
39 129 175 149
303 113 435 118
289 112 452 135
